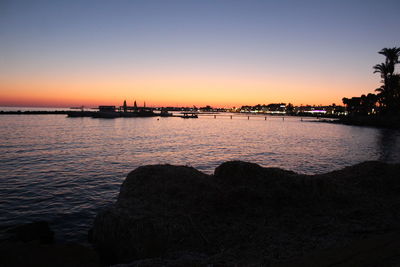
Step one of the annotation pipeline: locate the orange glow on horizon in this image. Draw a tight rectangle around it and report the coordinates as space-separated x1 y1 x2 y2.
0 71 378 108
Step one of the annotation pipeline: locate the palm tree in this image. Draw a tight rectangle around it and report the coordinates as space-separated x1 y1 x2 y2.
373 62 390 84
373 47 400 113
378 47 400 76
373 63 390 105
388 74 400 111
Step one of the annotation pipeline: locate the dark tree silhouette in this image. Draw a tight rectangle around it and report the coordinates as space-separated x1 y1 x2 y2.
286 103 294 114
373 47 400 114
378 47 400 75
342 93 378 116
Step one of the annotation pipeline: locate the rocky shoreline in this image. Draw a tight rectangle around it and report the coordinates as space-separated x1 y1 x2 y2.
2 161 400 266
91 160 400 266
0 221 100 267
338 115 400 129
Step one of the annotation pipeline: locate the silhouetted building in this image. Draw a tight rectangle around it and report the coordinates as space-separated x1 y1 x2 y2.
99 106 116 112
123 100 127 112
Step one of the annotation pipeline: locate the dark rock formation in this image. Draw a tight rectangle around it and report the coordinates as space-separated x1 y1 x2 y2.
90 161 400 266
3 221 54 244
0 221 100 267
0 243 100 267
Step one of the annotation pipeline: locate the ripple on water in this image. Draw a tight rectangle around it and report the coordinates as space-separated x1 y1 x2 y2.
0 115 399 242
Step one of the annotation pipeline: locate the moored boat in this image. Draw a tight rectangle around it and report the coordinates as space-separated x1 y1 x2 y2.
180 113 198 119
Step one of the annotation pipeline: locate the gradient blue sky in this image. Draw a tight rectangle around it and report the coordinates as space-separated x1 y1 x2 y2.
0 0 399 107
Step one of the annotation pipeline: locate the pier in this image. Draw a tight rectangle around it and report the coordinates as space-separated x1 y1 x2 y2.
0 107 337 123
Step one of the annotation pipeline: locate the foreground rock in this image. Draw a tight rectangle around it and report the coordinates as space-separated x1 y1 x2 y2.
0 242 100 267
1 221 54 244
0 221 100 267
91 161 400 266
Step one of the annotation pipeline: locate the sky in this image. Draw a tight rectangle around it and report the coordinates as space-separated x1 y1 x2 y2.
0 0 399 108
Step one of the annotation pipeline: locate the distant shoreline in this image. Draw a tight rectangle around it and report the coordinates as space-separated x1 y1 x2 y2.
315 115 400 129
3 110 400 130
0 110 71 115
0 110 338 118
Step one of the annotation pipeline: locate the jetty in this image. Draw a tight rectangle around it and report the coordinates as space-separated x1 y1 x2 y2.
177 112 198 118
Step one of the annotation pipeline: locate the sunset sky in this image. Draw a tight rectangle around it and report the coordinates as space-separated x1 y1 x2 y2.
1 0 399 108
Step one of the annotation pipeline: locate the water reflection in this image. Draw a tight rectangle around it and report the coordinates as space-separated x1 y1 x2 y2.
1 114 400 242
377 129 400 162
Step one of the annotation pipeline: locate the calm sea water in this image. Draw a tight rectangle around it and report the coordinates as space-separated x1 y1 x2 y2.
1 114 399 242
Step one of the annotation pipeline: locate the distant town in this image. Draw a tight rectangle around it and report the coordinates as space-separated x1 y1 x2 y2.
95 100 348 117
166 103 347 116
0 101 348 118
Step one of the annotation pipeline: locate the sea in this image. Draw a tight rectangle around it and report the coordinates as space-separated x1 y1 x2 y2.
1 107 400 243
